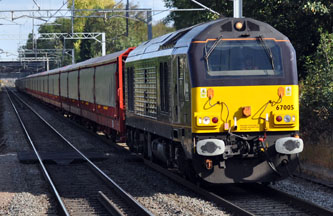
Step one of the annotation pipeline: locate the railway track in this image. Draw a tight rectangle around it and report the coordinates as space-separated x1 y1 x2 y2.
144 159 333 216
12 88 332 216
293 172 333 189
6 88 153 216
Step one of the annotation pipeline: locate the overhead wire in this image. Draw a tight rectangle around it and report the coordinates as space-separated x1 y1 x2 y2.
45 0 70 24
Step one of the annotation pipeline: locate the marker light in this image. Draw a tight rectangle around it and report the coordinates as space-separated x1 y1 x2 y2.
242 106 251 117
212 117 218 123
278 87 285 97
284 115 291 123
207 88 214 99
203 117 210 124
276 116 282 122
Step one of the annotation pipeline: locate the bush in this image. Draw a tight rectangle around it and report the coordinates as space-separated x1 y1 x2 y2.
300 31 333 142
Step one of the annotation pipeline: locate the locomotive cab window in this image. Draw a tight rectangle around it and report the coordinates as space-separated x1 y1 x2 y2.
205 40 283 77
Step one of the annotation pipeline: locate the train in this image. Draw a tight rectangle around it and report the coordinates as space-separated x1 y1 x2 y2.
16 17 304 184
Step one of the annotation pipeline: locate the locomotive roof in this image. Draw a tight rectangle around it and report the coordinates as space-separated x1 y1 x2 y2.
126 17 289 62
25 49 129 78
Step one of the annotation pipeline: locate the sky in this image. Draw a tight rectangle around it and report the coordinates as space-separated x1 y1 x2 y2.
0 0 170 61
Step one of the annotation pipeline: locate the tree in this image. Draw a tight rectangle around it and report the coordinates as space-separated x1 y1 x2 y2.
77 2 175 61
300 31 333 140
153 21 175 38
77 3 148 61
164 0 227 29
244 1 332 78
67 0 116 61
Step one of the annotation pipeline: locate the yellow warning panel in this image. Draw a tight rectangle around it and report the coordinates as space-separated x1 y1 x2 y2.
285 86 292 96
200 88 207 98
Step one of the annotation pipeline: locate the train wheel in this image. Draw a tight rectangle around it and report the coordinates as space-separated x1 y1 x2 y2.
111 130 117 143
146 133 154 161
126 128 134 151
185 160 199 183
106 129 117 143
143 132 149 158
176 147 187 178
133 129 141 153
176 147 198 182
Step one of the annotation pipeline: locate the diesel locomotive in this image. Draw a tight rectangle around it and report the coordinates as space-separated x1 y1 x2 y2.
16 17 304 184
125 17 303 184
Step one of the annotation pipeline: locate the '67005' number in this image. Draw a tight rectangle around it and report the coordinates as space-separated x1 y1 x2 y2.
276 105 294 110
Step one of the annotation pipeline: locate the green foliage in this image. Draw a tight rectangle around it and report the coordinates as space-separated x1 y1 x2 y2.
67 0 116 33
77 11 147 61
69 0 116 61
244 0 332 78
164 0 232 29
303 1 330 15
153 21 175 38
300 31 333 141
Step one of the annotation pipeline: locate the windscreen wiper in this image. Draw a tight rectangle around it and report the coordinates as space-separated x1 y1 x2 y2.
204 35 223 61
257 35 275 71
204 35 223 71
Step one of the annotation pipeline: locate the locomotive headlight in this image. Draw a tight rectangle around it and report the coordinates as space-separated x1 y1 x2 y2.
203 116 210 124
284 115 291 123
195 113 220 127
273 112 296 125
235 22 243 30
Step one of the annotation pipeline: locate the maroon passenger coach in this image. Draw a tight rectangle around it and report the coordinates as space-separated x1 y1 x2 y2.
16 48 135 141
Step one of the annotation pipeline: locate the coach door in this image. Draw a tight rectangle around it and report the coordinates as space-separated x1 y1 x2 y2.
176 56 186 123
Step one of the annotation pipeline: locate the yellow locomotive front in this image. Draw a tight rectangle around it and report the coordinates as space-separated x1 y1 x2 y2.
189 19 303 183
193 85 300 133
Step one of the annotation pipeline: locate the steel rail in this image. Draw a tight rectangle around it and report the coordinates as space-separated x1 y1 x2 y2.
10 90 153 216
144 158 333 216
5 89 70 216
293 173 333 189
143 159 253 216
98 191 125 216
263 185 333 216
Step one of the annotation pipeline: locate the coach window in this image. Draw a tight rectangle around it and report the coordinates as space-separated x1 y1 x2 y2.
160 62 169 112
